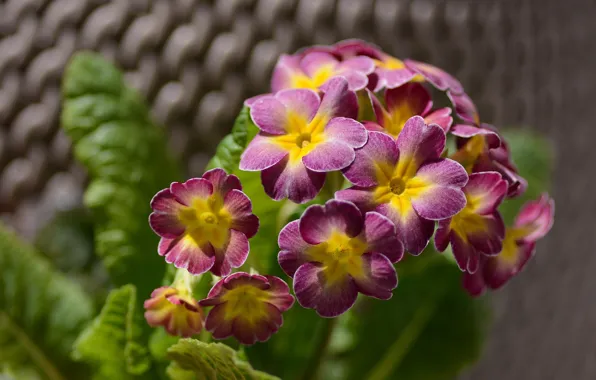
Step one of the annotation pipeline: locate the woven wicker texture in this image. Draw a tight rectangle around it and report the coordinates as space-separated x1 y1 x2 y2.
0 0 594 378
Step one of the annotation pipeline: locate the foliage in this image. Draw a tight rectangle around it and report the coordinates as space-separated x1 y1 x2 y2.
0 222 94 379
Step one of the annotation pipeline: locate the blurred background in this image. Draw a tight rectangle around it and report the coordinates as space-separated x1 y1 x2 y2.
0 0 594 378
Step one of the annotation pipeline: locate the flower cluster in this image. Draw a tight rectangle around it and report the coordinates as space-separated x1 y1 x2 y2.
144 39 555 344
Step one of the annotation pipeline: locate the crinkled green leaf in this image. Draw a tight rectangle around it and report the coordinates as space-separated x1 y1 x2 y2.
61 53 182 297
0 222 94 379
72 285 151 379
166 339 278 380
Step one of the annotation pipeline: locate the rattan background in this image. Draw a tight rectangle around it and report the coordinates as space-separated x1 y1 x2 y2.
0 0 594 378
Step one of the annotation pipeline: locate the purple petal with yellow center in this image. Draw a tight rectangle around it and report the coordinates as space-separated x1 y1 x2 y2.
451 232 480 273
451 124 501 150
396 116 446 165
202 168 242 196
513 193 555 242
302 140 355 172
352 253 398 300
385 83 432 117
261 157 325 204
483 241 535 290
149 189 185 238
404 59 464 94
249 96 291 135
294 262 359 318
424 107 453 132
317 77 359 120
170 178 213 206
448 91 480 125
278 220 311 276
275 88 321 122
271 54 302 92
376 202 435 255
466 212 505 256
300 52 339 78
362 212 403 263
324 117 368 148
159 236 216 275
239 135 288 171
144 286 203 337
342 131 399 187
224 189 259 238
299 200 363 244
464 172 507 214
211 229 249 277
335 186 378 211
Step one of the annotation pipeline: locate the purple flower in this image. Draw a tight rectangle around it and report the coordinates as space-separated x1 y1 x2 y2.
337 116 468 255
463 194 555 296
278 200 403 317
199 272 294 345
434 172 507 273
404 59 464 95
149 168 259 276
144 286 204 337
271 51 375 92
240 77 367 203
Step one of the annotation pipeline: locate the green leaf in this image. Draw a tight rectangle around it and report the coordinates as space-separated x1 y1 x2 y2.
498 129 554 224
61 52 182 297
320 252 489 380
166 339 278 380
72 285 152 379
0 222 94 379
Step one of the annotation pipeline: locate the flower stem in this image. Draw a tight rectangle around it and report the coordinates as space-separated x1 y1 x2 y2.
302 317 337 380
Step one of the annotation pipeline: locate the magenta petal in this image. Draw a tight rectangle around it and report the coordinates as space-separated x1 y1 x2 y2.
424 107 453 132
317 77 358 119
160 236 216 275
261 157 325 204
302 140 355 172
484 242 535 290
224 189 259 238
404 59 464 94
376 68 416 90
465 172 507 214
239 135 288 171
151 189 183 213
293 262 358 318
324 117 368 148
411 185 467 220
323 71 369 92
448 91 480 125
462 269 486 297
335 187 377 212
275 88 321 122
170 178 213 207
363 212 403 263
467 213 505 256
451 233 480 273
250 96 289 135
205 305 234 340
244 94 270 108
451 124 501 150
340 56 376 74
353 253 398 300
265 275 295 312
299 200 363 245
376 203 434 255
417 159 468 188
300 52 338 77
203 168 241 196
397 116 445 165
149 212 185 239
434 219 452 252
278 221 312 277
385 83 431 116
271 54 301 93
211 230 249 277
514 194 555 242
343 131 398 187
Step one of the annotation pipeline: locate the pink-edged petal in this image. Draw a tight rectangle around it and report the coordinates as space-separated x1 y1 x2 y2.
299 52 339 78
424 107 453 132
339 56 376 74
451 124 501 150
224 189 259 238
275 88 321 122
465 172 507 214
467 212 505 256
343 131 398 187
302 140 355 172
484 242 535 290
335 187 377 211
375 67 416 90
451 233 480 273
223 272 269 290
299 200 363 244
317 77 358 119
514 194 555 242
211 230 249 277
160 236 216 275
473 155 527 198
363 121 384 132
261 157 325 204
151 188 184 213
411 185 466 220
232 304 282 345
362 212 403 263
239 135 288 171
434 218 452 252
202 168 242 196
204 304 233 340
278 221 312 276
385 83 431 117
271 54 302 92
149 212 185 239
448 91 480 125
404 59 464 94
332 39 384 60
265 275 295 312
170 178 214 206
322 71 369 92
293 262 358 318
396 116 446 165
249 96 289 135
416 159 468 188
244 94 270 108
462 269 486 297
324 117 368 148
353 253 398 300
376 203 434 255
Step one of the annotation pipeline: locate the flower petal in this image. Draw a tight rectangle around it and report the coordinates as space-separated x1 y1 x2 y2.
404 59 464 94
249 96 289 135
339 56 376 74
424 107 453 132
335 187 377 211
324 117 368 148
385 83 431 117
411 185 467 220
434 219 452 252
376 202 434 255
211 229 249 277
299 200 363 245
362 212 403 263
149 212 185 239
278 220 312 276
261 157 325 203
343 131 398 187
448 91 480 125
317 77 358 119
275 88 321 122
451 124 501 150
352 253 398 300
483 242 535 290
302 140 355 172
160 236 216 275
205 304 234 340
239 135 288 171
293 262 358 318
514 194 555 242
323 71 369 91
271 54 301 92
396 116 445 166
151 188 184 213
464 172 507 214
451 232 480 273
466 212 505 256
300 52 338 78
462 269 486 297
203 168 242 196
265 275 295 312
244 94 270 108
375 67 416 90
170 178 214 206
223 189 259 238
416 159 469 188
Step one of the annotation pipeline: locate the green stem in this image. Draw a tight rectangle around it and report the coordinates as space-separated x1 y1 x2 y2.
302 317 337 380
0 312 66 380
366 300 437 380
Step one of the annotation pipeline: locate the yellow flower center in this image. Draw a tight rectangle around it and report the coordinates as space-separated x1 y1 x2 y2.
375 56 406 70
273 111 329 163
220 285 271 323
291 64 336 90
177 196 231 249
450 135 486 173
389 177 406 195
295 132 312 148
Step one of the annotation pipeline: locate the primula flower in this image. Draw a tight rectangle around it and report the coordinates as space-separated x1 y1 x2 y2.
450 124 527 197
365 83 453 137
434 172 507 273
278 200 402 317
463 194 555 296
144 286 203 337
199 272 294 345
448 91 480 126
271 51 375 92
149 169 259 276
338 116 468 254
239 77 367 203
404 59 464 95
